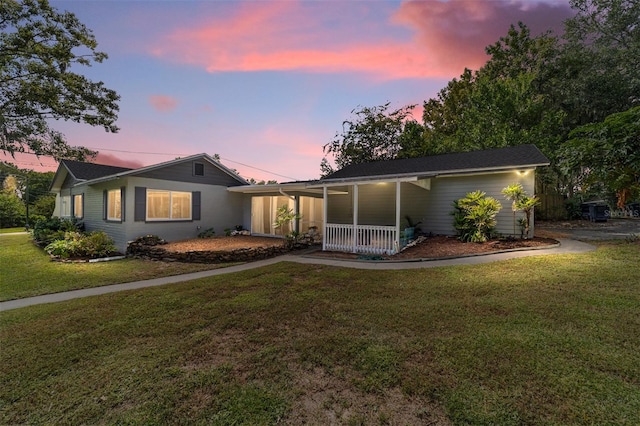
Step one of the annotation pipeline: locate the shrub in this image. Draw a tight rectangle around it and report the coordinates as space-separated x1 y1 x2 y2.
198 228 216 238
452 191 502 243
32 217 79 247
131 235 166 246
27 214 46 227
45 231 117 259
80 231 118 257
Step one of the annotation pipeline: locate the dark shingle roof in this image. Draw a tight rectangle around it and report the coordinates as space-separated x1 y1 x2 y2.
322 144 549 181
62 159 132 181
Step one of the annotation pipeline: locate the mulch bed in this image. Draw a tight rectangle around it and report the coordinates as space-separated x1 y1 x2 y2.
309 235 559 261
143 235 559 262
162 236 285 253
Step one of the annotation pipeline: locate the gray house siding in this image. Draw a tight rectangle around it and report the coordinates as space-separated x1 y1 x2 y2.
422 171 535 237
57 176 245 253
323 172 535 238
80 181 129 251
122 177 244 251
135 161 243 187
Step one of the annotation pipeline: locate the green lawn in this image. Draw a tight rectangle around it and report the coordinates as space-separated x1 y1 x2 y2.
0 227 25 234
1 241 639 424
0 234 239 301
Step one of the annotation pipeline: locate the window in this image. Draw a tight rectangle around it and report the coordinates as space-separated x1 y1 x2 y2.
73 194 83 218
61 195 71 217
107 189 122 221
193 162 205 176
146 190 191 220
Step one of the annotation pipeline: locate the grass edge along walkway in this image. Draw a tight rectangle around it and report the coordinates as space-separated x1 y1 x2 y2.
0 238 595 312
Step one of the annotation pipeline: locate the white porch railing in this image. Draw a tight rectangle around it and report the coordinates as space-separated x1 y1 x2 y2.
324 223 397 255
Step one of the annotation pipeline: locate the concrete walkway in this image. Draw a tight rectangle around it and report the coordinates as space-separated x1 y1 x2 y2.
0 238 595 312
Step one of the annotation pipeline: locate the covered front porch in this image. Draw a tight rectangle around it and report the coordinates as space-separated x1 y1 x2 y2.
310 177 431 255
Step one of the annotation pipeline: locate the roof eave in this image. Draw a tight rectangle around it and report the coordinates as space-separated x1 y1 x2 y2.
49 161 81 192
77 153 249 187
313 162 549 187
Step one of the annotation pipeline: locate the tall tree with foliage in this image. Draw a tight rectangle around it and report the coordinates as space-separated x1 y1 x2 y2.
417 68 475 156
321 103 421 175
0 0 119 160
419 23 564 159
560 106 640 208
556 0 640 127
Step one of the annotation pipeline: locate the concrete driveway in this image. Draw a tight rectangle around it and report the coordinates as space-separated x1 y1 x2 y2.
536 218 640 241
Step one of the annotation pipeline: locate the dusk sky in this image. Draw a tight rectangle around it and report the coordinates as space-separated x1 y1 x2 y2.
7 0 574 182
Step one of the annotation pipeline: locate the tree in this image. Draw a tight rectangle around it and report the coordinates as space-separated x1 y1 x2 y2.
557 0 640 126
1 0 119 160
0 193 25 227
322 103 419 173
419 68 475 156
560 106 640 208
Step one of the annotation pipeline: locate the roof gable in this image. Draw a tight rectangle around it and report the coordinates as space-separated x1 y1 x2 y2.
62 159 133 181
51 153 248 191
322 145 550 182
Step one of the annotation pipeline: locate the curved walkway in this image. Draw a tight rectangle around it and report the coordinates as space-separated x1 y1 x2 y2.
0 238 595 312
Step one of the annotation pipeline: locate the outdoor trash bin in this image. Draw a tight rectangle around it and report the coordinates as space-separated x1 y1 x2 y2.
588 204 608 222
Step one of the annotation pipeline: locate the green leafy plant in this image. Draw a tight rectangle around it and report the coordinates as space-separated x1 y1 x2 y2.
452 191 502 242
32 217 79 247
198 228 216 238
273 204 301 237
44 231 116 259
502 183 540 239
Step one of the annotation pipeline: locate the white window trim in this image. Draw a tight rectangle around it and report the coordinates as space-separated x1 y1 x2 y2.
146 189 192 221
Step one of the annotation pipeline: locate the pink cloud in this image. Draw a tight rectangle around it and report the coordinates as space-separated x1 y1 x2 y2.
149 95 178 112
93 153 145 169
393 0 572 75
150 0 572 80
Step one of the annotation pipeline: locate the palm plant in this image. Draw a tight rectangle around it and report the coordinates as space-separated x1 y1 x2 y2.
501 183 540 239
452 191 502 242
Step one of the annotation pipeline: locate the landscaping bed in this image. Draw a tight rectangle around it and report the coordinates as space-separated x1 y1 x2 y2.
311 235 559 260
136 234 559 262
127 235 296 263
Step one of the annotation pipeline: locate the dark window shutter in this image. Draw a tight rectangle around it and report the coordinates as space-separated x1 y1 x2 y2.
103 190 107 220
192 191 201 220
134 187 146 221
120 187 126 222
71 195 75 217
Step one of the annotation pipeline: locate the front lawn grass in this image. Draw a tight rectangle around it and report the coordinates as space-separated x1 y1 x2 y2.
0 227 25 234
0 234 240 301
1 241 639 424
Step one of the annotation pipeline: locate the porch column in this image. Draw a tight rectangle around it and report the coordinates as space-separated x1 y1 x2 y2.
395 180 401 253
352 184 358 253
294 195 300 233
322 186 327 251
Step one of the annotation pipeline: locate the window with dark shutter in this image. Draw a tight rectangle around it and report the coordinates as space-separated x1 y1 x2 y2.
194 162 205 176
